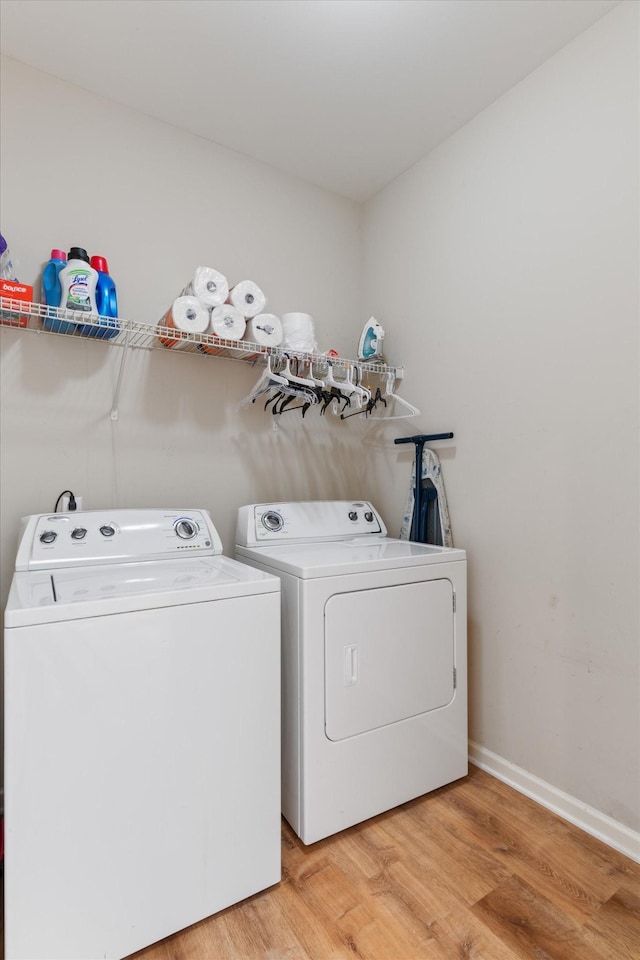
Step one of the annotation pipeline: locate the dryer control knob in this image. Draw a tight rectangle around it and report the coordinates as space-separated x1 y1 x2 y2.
364 511 374 522
100 524 116 537
174 518 199 540
348 511 358 521
39 530 57 544
71 527 87 540
261 510 284 533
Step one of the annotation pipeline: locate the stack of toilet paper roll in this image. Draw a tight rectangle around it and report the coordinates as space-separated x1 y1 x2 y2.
158 266 230 350
158 268 288 355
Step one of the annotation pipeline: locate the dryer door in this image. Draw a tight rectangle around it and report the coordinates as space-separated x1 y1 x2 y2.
324 578 454 741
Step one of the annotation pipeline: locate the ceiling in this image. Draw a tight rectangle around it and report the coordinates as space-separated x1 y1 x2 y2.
0 0 621 201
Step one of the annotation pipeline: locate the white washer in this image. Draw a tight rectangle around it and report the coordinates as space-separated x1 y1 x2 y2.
236 500 467 845
4 508 281 960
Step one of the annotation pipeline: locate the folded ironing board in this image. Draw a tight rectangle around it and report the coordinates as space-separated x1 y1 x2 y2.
395 433 454 547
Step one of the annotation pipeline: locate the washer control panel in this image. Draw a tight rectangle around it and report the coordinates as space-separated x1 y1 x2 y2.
236 501 386 546
17 509 223 570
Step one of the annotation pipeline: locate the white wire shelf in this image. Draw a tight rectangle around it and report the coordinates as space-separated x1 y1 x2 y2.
0 298 404 379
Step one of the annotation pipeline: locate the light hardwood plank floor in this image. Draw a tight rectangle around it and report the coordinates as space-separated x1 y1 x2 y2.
128 765 639 959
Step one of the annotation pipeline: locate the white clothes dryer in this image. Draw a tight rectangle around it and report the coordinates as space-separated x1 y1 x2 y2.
236 500 468 846
4 508 281 960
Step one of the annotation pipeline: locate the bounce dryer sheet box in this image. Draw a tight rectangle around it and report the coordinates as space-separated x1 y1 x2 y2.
0 280 33 327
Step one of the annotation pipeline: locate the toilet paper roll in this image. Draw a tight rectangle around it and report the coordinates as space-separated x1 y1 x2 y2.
241 313 283 362
158 296 209 348
200 303 247 355
246 314 283 348
181 266 229 308
281 312 317 352
227 280 266 318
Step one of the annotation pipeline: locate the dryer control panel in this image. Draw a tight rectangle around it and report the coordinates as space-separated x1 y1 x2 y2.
16 509 223 570
236 501 386 546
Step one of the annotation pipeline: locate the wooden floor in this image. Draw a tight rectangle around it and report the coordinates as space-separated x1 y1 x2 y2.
131 766 640 960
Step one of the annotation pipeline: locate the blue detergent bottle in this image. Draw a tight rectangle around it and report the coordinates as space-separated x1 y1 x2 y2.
80 255 119 339
41 249 75 333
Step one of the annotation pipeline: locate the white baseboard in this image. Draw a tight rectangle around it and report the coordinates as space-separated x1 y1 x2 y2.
468 741 640 864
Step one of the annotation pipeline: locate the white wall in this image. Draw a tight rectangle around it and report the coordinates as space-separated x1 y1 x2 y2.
363 2 639 831
0 54 370 615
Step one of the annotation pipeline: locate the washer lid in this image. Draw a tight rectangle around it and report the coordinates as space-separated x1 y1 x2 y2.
236 537 466 579
5 555 279 627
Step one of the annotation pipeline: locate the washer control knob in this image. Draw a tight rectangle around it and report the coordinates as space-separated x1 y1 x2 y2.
261 510 284 533
174 518 199 540
348 510 358 521
71 527 87 540
364 511 374 522
39 530 57 544
100 524 116 537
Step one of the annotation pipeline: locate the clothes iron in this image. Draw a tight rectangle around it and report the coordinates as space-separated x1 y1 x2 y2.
357 318 385 361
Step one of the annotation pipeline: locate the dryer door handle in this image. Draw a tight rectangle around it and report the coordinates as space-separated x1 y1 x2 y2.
344 644 358 686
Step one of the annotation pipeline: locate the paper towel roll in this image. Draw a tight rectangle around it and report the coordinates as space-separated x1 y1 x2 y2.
158 296 209 348
246 314 283 348
281 312 317 352
181 266 229 308
227 280 266 318
200 303 247 355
